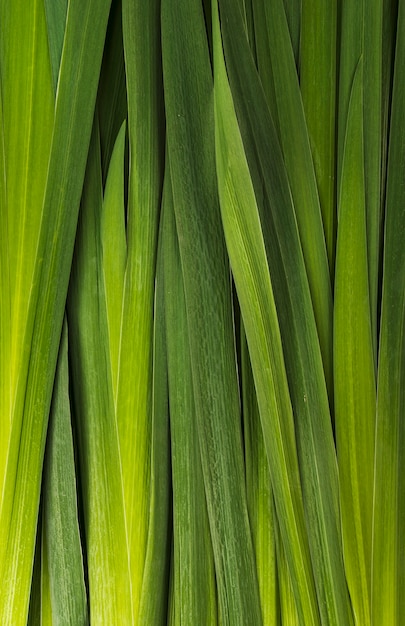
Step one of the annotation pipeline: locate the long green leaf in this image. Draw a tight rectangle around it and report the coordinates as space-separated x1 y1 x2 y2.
213 4 318 622
300 0 337 274
0 0 112 621
372 1 405 620
241 330 278 625
163 174 217 626
334 60 375 626
161 0 262 622
214 2 352 623
119 0 164 615
67 124 132 625
138 211 171 625
42 323 88 626
338 0 383 360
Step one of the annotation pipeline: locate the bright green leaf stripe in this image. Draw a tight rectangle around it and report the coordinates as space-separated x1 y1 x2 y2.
138 216 171 625
338 0 383 361
67 124 132 625
262 0 334 401
0 1 112 620
0 74 11 492
373 1 405 621
119 0 163 615
101 121 127 403
275 516 299 626
215 2 352 623
213 8 318 623
163 177 217 626
241 331 278 625
42 323 88 625
334 61 375 626
161 0 262 622
0 0 54 481
300 0 337 275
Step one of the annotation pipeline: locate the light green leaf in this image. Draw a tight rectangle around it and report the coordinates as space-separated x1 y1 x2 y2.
67 123 132 625
334 60 375 626
42 323 88 626
101 120 127 403
119 0 164 615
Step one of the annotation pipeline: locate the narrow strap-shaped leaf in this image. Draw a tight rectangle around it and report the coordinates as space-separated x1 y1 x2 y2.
372 1 405 620
101 121 127 403
163 174 217 626
241 330 279 625
27 525 41 626
300 0 337 275
275 517 299 626
67 123 132 625
0 0 54 484
215 2 352 623
138 211 171 625
119 0 164 615
40 533 53 626
0 1 112 621
42 322 88 626
334 60 375 626
261 0 334 400
338 0 383 361
213 5 318 622
98 0 128 181
162 0 262 622
282 0 301 65
44 0 68 91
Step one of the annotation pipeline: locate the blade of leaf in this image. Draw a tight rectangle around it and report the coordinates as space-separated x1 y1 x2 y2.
44 0 68 91
42 322 88 626
214 2 352 623
334 59 376 626
101 120 127 403
67 123 132 625
300 0 337 275
213 6 318 622
161 0 262 621
338 0 383 361
262 0 334 401
138 207 171 625
119 0 164 616
0 1 113 619
98 0 128 181
163 173 218 626
241 329 279 625
372 1 405 620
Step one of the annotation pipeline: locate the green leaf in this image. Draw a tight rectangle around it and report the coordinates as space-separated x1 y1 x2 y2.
44 0 68 91
42 323 88 626
138 208 171 625
119 0 164 615
334 60 375 626
101 121 127 403
213 6 318 623
161 0 262 622
241 330 279 625
338 0 383 361
67 124 132 625
300 0 338 275
214 2 352 623
372 1 405 620
163 173 217 626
